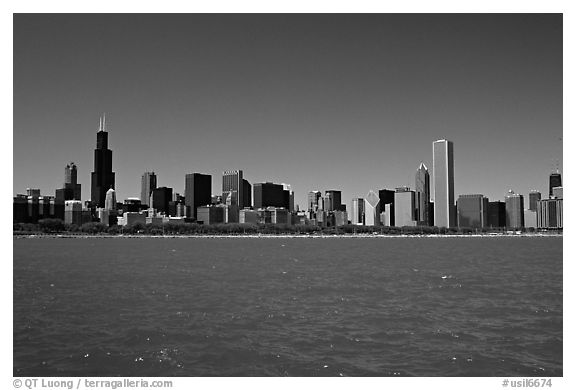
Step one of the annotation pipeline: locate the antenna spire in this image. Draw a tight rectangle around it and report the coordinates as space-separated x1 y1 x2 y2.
103 112 106 132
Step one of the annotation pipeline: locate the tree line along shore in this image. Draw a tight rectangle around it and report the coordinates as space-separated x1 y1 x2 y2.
13 218 560 237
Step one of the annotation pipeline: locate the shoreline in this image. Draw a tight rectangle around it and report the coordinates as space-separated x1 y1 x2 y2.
13 233 562 239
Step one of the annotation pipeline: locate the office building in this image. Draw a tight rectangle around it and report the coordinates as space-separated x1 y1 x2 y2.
488 201 506 228
282 184 294 212
56 162 82 201
197 205 225 225
117 212 147 227
151 187 173 215
549 172 562 197
222 170 247 208
308 191 322 212
239 209 258 224
243 179 252 208
91 114 115 208
104 188 117 211
552 186 563 199
64 200 83 226
351 198 365 225
505 190 524 229
185 173 212 220
394 187 417 227
378 189 395 226
528 190 541 212
140 172 157 207
433 139 455 227
365 190 381 226
415 162 431 225
254 182 287 209
537 198 563 229
457 194 489 229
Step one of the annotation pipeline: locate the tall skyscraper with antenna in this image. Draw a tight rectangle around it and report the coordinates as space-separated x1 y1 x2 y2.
91 114 115 208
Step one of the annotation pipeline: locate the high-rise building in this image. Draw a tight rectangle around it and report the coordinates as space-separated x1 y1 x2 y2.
104 188 117 211
488 201 506 228
433 139 455 228
243 179 252 208
325 190 343 212
151 187 173 215
394 187 417 227
364 190 380 226
140 172 157 207
528 190 541 212
549 172 562 197
282 184 294 212
537 198 563 229
222 170 246 208
64 162 81 200
552 186 563 199
378 189 395 226
351 198 365 225
505 190 525 229
308 191 322 211
184 173 212 220
254 182 287 209
415 162 430 226
91 114 115 208
457 194 489 229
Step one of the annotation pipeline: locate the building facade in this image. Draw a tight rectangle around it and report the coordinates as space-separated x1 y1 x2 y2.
394 187 417 227
415 162 430 226
91 115 115 208
253 182 287 209
457 194 488 229
432 139 455 227
537 198 563 229
151 187 173 215
184 173 212 220
140 172 157 208
548 172 562 197
364 190 381 226
487 201 506 228
222 170 246 208
505 190 525 229
351 197 365 225
528 190 541 212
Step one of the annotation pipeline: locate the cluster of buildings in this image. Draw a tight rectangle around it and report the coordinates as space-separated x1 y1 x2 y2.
13 116 563 231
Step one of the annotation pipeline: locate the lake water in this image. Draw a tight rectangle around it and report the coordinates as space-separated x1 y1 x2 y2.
13 236 562 376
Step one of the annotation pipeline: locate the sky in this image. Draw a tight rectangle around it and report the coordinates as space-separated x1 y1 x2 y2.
13 14 563 210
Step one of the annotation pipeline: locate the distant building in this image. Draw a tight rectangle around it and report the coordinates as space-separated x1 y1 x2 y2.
537 198 563 229
117 212 146 227
552 186 563 199
222 170 247 208
196 205 225 225
381 204 394 226
185 173 212 220
549 172 562 197
97 208 110 226
394 187 417 227
351 198 365 225
140 172 157 208
528 190 541 212
364 190 380 226
378 189 395 226
104 188 117 211
56 162 82 202
123 198 144 213
239 209 258 224
64 200 83 226
505 190 524 229
433 139 455 227
488 201 506 228
27 188 41 197
308 191 322 213
415 162 431 225
271 207 290 225
243 179 252 209
524 209 537 229
333 210 348 227
253 182 287 209
91 114 115 208
151 187 173 215
325 190 344 212
456 194 489 229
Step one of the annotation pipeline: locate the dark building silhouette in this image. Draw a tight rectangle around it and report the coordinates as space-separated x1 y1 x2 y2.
488 201 506 228
91 115 115 208
549 172 562 197
529 190 541 212
185 173 212 220
242 179 252 208
325 190 345 212
151 187 172 214
415 162 431 226
457 194 489 228
141 172 157 208
222 170 247 208
254 182 287 209
378 189 395 226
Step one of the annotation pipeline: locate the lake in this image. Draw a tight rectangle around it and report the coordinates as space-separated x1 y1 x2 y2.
13 236 562 376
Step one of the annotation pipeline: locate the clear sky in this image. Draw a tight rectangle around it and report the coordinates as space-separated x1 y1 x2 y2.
13 14 562 210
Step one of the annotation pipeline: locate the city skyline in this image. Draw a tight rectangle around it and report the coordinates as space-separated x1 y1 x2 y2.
14 14 562 209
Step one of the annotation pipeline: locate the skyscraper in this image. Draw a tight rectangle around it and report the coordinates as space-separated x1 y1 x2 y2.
91 114 115 208
528 190 541 212
141 172 157 207
415 162 430 226
433 139 455 228
505 190 525 229
151 187 173 214
253 182 286 209
64 162 81 200
394 187 417 227
243 179 252 209
325 190 344 212
351 198 365 225
104 188 116 211
364 190 380 226
222 170 245 208
549 172 562 197
378 189 395 226
184 173 212 220
457 194 489 229
308 191 322 212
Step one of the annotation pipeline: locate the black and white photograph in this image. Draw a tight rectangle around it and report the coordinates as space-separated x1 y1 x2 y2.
9 4 570 389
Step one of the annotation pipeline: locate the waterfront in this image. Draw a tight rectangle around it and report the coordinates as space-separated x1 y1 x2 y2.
13 236 562 376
